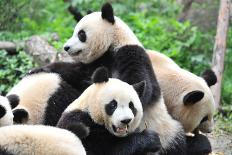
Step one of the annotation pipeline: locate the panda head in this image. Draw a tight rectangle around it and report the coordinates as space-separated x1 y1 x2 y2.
89 67 144 137
182 69 217 133
0 94 19 126
64 3 115 63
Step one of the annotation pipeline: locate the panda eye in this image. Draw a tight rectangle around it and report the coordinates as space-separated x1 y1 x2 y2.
105 100 117 116
200 116 208 123
78 30 86 42
129 102 134 109
129 101 137 116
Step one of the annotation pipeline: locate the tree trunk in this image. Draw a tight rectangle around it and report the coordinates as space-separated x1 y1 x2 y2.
211 0 230 108
178 0 195 22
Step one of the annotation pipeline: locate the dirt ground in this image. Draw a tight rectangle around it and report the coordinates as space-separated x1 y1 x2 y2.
208 130 232 155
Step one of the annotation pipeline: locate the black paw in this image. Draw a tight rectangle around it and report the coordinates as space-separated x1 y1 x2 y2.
142 129 162 153
27 67 51 75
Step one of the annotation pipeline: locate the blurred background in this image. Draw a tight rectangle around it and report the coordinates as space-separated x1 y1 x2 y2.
0 0 231 150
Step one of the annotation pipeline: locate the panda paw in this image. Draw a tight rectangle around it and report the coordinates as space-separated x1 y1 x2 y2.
66 122 90 139
141 129 162 153
27 67 51 75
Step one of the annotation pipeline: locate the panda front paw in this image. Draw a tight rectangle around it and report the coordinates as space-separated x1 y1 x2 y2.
27 67 52 75
141 129 162 153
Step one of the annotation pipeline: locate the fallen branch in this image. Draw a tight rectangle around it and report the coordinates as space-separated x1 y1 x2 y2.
0 41 17 54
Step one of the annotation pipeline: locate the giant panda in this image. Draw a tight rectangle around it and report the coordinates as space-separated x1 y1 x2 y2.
0 125 86 155
0 94 19 126
57 67 162 155
30 45 187 154
7 72 81 126
62 3 217 134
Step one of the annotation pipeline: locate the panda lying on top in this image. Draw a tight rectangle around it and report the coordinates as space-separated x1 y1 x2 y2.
63 3 217 135
0 94 19 126
57 67 161 155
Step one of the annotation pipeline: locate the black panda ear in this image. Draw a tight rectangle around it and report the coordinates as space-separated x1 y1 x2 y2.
13 109 29 124
0 105 6 118
101 3 115 24
183 91 204 105
6 94 19 109
92 67 109 83
133 81 146 98
201 69 217 87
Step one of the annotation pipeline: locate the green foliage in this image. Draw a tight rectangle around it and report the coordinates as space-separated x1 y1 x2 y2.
0 50 36 95
0 0 231 113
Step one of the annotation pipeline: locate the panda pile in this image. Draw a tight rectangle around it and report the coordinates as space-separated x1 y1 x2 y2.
0 95 19 127
63 2 217 135
57 67 161 155
7 72 81 126
0 125 86 155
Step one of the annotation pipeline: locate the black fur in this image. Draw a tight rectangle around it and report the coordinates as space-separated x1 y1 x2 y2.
43 81 82 126
161 132 187 155
66 122 89 139
113 45 161 108
28 49 115 93
57 110 161 155
101 3 115 24
6 94 19 109
0 105 6 118
129 102 137 116
13 109 28 124
132 81 146 99
183 90 204 105
0 147 14 155
92 67 109 83
105 100 117 116
201 69 217 87
186 134 212 155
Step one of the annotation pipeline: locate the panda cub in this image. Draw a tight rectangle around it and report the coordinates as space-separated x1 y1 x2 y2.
7 72 81 126
0 125 86 155
0 95 19 126
63 2 217 135
57 67 161 155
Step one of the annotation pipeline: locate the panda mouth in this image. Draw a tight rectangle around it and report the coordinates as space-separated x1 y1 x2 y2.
112 125 128 134
69 50 82 56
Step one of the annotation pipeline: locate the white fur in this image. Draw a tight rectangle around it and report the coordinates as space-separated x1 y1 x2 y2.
65 11 215 134
148 51 215 133
7 73 61 124
0 96 14 126
0 125 86 155
65 78 143 137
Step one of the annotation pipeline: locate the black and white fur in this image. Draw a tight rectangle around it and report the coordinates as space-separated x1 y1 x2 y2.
63 2 216 136
7 72 81 126
0 125 86 155
57 67 161 155
0 95 19 126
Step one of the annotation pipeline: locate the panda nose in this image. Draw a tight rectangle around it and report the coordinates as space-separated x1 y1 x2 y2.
121 119 132 124
64 46 70 51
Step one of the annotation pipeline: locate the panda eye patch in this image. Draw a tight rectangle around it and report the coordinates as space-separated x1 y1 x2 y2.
105 100 117 116
78 30 86 42
200 116 208 123
129 101 137 116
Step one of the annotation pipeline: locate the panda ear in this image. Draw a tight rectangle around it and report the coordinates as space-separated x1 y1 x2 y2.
133 81 146 98
13 109 29 124
201 69 217 87
101 3 115 24
183 91 204 105
6 94 19 109
0 105 6 118
92 67 109 83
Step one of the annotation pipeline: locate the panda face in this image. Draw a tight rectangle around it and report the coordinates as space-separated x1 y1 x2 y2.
64 12 114 64
0 96 14 126
98 79 143 137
